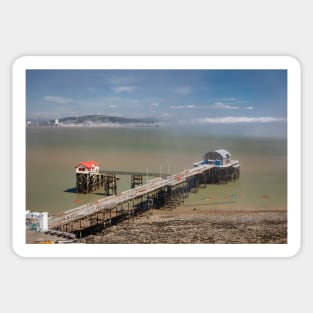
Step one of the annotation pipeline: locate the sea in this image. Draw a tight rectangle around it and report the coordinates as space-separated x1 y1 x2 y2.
26 126 287 214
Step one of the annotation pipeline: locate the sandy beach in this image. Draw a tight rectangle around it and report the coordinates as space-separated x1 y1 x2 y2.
84 205 287 244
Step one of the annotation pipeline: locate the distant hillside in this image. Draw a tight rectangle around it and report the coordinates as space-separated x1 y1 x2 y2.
58 115 158 126
27 115 159 127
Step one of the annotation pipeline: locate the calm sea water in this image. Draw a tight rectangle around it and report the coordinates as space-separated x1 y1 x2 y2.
26 126 287 214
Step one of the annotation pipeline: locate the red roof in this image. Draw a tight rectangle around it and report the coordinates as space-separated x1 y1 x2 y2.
75 160 99 169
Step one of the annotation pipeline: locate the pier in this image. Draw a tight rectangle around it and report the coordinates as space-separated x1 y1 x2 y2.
49 150 240 238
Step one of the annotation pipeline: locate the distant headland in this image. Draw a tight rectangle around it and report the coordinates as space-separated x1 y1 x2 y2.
26 114 160 128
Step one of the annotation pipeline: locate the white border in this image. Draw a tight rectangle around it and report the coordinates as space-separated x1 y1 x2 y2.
12 56 301 257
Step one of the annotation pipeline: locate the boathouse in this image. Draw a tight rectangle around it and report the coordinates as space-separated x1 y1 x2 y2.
203 149 232 166
75 160 100 175
193 149 240 183
75 160 103 194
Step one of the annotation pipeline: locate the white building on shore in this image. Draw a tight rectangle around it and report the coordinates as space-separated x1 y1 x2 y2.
26 211 49 232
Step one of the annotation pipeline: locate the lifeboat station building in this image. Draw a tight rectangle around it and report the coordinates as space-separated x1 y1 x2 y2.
203 149 232 166
193 149 240 183
75 160 103 193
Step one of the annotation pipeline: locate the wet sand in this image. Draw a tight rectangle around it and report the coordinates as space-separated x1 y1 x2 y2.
84 205 287 244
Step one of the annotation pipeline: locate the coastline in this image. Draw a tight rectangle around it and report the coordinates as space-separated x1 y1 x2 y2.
84 205 287 244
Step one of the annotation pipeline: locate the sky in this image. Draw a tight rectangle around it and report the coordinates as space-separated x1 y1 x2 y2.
26 69 287 136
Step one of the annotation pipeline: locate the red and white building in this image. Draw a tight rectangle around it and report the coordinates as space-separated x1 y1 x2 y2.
75 160 100 175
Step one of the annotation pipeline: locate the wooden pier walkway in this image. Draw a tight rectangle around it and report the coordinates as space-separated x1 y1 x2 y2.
49 161 240 238
100 170 169 178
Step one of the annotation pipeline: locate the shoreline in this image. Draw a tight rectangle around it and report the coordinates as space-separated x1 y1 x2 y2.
84 205 287 244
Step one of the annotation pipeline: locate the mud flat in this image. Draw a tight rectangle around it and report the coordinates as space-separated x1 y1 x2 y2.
84 206 287 244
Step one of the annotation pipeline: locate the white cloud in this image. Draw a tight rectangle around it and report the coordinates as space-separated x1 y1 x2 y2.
109 105 118 108
173 86 192 94
44 96 73 104
196 116 286 124
169 102 254 111
112 86 136 93
210 102 240 110
170 105 196 109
